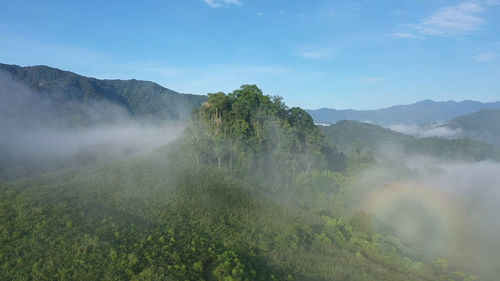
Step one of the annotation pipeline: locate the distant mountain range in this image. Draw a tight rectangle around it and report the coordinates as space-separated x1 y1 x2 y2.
0 63 206 121
308 100 500 126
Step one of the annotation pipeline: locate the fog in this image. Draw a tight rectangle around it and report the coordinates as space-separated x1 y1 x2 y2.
0 72 185 179
2 70 499 278
389 123 462 138
347 149 500 278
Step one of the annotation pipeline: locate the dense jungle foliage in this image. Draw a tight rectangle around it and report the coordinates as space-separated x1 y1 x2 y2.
0 85 484 281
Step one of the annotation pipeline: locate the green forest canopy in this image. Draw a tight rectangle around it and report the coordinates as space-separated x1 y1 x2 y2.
0 85 490 281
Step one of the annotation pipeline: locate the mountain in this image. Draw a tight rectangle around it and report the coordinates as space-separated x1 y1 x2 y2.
308 100 500 126
0 63 207 180
320 120 500 161
0 63 206 121
445 109 500 146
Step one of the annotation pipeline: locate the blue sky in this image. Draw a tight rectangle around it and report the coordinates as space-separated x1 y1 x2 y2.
0 0 499 109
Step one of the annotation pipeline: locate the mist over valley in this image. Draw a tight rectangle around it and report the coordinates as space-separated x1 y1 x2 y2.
1 1 500 280
1 64 499 281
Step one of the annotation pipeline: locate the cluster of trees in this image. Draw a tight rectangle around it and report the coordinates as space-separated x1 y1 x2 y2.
186 85 345 188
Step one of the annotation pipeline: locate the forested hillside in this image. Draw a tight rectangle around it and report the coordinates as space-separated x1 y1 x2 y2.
321 120 500 161
0 64 205 180
0 63 206 121
446 109 500 146
0 85 489 281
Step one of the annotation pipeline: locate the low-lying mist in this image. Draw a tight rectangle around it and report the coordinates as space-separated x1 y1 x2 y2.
2 72 499 279
389 123 462 138
347 148 500 278
0 71 185 180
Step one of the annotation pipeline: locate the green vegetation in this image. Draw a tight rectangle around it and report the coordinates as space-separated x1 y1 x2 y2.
0 63 206 121
187 85 346 183
321 120 500 161
447 109 500 146
0 86 487 280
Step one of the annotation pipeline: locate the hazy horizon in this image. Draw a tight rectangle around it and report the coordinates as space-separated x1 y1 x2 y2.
3 62 500 112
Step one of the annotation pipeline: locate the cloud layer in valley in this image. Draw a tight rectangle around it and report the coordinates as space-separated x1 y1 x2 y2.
0 71 185 179
389 123 463 138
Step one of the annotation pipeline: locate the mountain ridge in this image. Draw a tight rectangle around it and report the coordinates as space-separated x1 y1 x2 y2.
0 63 207 121
308 99 500 126
445 109 500 146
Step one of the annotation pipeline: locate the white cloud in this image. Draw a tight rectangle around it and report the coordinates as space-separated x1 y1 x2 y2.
415 2 486 35
202 0 241 8
361 77 384 83
256 12 264 17
390 32 422 39
295 46 336 60
394 1 498 38
471 52 499 62
390 123 463 138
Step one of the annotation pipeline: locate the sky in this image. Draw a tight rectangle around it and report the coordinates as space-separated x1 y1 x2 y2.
0 0 499 110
